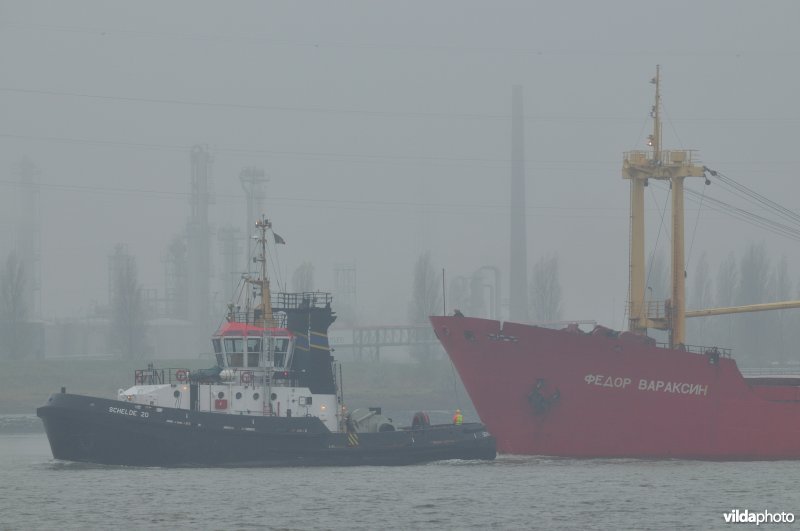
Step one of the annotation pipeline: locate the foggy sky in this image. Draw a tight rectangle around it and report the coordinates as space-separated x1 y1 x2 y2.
1 1 799 329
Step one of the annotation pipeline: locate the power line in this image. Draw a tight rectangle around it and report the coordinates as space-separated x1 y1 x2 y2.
3 87 798 124
0 176 630 214
4 22 799 58
0 87 511 121
4 132 799 174
0 87 637 123
0 132 624 171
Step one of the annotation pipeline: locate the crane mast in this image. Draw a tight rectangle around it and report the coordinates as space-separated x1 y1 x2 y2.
622 65 704 347
623 66 800 348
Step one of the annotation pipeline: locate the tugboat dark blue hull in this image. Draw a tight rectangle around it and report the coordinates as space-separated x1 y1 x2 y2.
37 393 496 467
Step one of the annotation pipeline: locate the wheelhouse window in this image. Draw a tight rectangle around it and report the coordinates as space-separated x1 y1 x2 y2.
247 338 262 368
212 339 223 366
224 337 244 367
273 337 289 368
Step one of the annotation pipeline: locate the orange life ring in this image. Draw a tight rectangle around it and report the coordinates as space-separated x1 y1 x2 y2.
175 369 188 382
240 371 252 384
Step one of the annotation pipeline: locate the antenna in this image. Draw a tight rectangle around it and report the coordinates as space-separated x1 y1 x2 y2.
252 216 275 327
442 268 446 316
649 64 662 161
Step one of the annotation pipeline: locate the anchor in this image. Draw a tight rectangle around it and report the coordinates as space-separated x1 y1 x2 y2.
528 378 560 414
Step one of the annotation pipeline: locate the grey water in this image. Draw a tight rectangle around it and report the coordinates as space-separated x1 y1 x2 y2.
2 423 799 530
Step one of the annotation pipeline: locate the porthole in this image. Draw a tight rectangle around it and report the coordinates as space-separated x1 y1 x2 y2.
217 391 225 399
235 392 242 400
270 393 277 401
253 393 260 400
173 390 180 398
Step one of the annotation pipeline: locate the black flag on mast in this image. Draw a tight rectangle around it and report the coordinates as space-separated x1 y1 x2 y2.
273 232 286 245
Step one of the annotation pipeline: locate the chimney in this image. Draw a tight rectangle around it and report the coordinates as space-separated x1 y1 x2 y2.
509 85 529 322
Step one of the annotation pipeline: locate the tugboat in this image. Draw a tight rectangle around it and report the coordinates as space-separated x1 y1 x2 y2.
37 216 495 466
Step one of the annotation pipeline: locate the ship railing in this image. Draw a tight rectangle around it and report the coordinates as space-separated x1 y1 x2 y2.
537 320 597 330
741 367 800 378
655 343 732 357
134 367 192 386
270 369 298 387
272 291 333 311
134 366 295 387
225 311 288 328
623 149 699 167
227 369 275 387
627 300 668 320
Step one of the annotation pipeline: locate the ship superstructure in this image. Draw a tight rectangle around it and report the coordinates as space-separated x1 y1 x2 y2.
121 216 341 432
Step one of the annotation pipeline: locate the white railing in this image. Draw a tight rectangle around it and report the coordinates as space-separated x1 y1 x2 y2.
741 367 800 377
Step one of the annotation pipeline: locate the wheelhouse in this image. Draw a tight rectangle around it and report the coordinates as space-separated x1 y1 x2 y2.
212 322 295 371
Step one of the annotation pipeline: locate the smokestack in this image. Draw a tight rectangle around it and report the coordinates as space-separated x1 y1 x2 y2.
187 145 213 329
509 85 529 322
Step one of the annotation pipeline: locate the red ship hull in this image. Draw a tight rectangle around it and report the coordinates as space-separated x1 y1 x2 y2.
431 316 800 459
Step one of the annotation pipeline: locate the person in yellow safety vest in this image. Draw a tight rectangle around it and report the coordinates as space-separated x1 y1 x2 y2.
452 409 463 425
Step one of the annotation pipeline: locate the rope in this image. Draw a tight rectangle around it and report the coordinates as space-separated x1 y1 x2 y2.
268 231 285 292
684 187 800 242
711 169 800 226
644 184 671 300
449 359 462 410
685 181 707 268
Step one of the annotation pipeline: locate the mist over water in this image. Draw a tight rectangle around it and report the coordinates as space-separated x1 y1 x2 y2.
2 1 800 338
3 432 799 530
3 3 800 529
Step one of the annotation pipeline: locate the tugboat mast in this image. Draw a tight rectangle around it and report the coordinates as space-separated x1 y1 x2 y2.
252 216 275 328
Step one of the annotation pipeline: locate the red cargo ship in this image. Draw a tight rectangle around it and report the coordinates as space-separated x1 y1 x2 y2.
432 316 800 459
432 67 800 460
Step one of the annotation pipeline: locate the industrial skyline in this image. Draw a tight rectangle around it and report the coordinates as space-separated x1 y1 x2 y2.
1 1 799 336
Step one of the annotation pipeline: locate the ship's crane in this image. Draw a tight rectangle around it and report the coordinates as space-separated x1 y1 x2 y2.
623 66 800 348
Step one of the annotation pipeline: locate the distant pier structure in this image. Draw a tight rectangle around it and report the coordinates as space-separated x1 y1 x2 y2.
509 86 529 322
334 263 357 326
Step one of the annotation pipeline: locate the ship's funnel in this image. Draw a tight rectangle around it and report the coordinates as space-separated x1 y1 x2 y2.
509 86 529 322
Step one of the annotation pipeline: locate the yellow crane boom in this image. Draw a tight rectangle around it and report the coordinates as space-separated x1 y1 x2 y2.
686 300 800 318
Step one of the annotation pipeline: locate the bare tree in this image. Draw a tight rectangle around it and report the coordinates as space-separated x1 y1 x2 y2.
408 251 441 361
714 251 738 349
292 261 315 292
529 253 562 322
0 253 27 359
736 242 770 365
686 252 713 344
408 251 441 325
738 242 770 305
770 255 792 364
109 246 147 359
